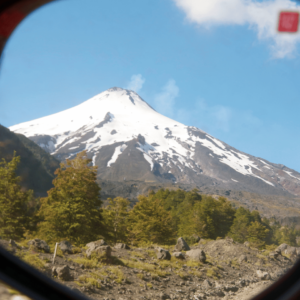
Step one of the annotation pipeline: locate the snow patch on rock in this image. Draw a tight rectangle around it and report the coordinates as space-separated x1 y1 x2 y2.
107 144 127 167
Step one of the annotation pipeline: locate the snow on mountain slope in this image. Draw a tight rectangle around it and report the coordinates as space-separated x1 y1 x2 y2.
10 87 300 196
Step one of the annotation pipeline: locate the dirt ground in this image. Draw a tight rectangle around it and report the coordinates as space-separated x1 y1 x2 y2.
0 237 297 300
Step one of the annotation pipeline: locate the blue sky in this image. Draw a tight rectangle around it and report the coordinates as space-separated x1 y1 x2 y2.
1 0 300 172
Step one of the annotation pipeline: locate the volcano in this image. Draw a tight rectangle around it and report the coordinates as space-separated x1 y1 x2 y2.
9 87 300 199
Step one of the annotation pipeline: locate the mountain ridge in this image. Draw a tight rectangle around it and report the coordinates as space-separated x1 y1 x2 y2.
9 87 300 199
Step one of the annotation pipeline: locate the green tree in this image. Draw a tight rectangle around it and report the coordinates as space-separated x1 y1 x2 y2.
273 226 297 246
38 151 104 245
178 196 235 239
229 207 270 248
229 207 252 243
103 197 130 243
247 221 269 249
127 195 176 245
0 153 32 240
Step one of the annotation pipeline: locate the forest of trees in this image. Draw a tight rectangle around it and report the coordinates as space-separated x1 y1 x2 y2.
0 151 299 249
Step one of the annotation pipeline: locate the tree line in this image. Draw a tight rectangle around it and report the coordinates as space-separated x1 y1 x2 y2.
0 151 299 249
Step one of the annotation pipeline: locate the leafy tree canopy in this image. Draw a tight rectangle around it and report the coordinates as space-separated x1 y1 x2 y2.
38 151 104 245
103 197 130 243
0 153 32 240
127 195 176 245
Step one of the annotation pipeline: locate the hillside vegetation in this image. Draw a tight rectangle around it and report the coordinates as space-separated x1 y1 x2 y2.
0 125 59 196
0 150 298 250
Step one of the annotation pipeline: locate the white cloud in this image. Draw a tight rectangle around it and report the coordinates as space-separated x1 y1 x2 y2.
154 79 179 117
174 98 262 135
193 99 233 132
173 0 300 58
126 74 145 93
210 105 232 132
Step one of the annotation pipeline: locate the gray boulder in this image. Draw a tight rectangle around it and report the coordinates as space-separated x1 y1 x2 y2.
244 241 250 248
175 237 190 251
58 241 73 254
202 279 212 289
86 245 112 259
284 246 297 257
225 236 234 243
275 243 288 254
256 270 270 280
156 248 171 260
56 265 71 281
86 239 107 251
186 249 206 262
28 239 50 253
238 255 247 263
173 252 185 259
159 292 170 299
115 243 130 250
269 251 279 259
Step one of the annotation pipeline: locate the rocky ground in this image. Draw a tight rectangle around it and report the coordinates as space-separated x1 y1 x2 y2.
0 237 298 300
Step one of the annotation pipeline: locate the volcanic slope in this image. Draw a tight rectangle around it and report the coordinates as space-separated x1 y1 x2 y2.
9 87 300 202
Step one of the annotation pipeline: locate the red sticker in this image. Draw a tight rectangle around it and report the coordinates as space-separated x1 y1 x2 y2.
278 12 299 33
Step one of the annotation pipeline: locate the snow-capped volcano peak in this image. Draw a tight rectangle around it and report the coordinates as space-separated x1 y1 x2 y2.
9 88 300 197
10 87 158 137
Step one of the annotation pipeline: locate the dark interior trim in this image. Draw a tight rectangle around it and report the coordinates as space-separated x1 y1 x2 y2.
0 246 90 300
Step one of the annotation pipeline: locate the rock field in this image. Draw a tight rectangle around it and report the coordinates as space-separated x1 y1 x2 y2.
0 237 298 300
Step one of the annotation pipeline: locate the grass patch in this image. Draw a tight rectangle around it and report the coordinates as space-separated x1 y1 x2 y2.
120 258 169 277
91 269 108 278
186 260 202 268
146 250 156 258
157 256 194 273
231 259 240 269
155 269 170 277
72 247 82 254
107 266 127 284
75 275 101 289
204 255 215 265
18 239 30 248
256 254 268 261
206 267 220 280
69 257 100 269
146 283 153 289
188 269 202 278
158 260 172 268
17 251 46 270
175 270 189 280
130 251 145 258
137 273 145 280
260 245 277 257
121 258 156 272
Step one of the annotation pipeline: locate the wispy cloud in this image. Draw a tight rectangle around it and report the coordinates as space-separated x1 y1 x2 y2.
175 98 262 135
173 0 300 58
126 74 145 93
191 99 233 132
154 79 179 117
146 77 261 136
